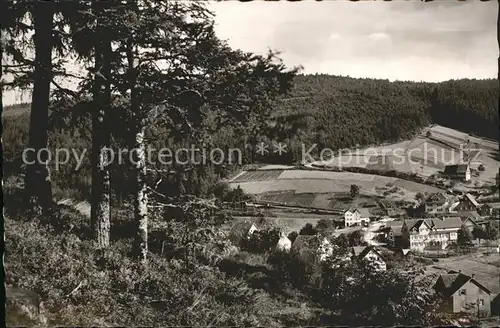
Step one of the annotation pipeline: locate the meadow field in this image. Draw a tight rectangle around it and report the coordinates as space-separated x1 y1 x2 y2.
228 123 499 212
229 168 443 208
309 124 499 184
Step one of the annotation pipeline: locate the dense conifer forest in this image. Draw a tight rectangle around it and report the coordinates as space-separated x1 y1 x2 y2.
274 74 498 149
5 74 498 171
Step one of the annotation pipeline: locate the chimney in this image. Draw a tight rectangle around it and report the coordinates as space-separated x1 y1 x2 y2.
459 270 462 273
471 274 475 279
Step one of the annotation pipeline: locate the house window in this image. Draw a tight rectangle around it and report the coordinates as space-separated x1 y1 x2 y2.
479 299 484 306
460 289 466 295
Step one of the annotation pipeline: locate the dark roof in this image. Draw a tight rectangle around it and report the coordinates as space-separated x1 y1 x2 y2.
435 272 491 297
464 193 480 207
352 246 385 261
404 219 422 230
429 217 463 230
425 192 448 204
381 220 405 236
444 164 469 175
413 219 432 230
461 217 479 227
405 219 431 233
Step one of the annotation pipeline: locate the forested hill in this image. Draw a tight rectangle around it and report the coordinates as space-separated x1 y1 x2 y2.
4 75 498 164
270 75 498 154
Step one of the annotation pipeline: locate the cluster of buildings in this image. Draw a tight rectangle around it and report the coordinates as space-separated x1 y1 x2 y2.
373 191 494 252
420 191 491 216
229 179 499 320
230 220 387 271
289 235 387 271
381 217 464 251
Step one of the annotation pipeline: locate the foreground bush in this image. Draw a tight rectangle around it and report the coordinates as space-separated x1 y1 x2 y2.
4 214 279 326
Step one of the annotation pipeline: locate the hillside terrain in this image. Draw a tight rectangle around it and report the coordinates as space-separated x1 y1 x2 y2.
278 75 498 141
5 76 498 167
3 75 499 327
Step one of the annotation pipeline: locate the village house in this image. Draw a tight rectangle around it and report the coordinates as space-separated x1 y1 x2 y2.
459 216 490 232
378 220 404 247
461 217 479 233
433 271 492 317
350 246 386 271
423 192 450 214
403 219 433 251
402 217 462 251
380 220 422 247
443 164 471 182
344 208 365 227
453 193 480 212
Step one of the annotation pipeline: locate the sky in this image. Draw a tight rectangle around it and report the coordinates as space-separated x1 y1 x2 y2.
3 0 498 106
209 0 498 81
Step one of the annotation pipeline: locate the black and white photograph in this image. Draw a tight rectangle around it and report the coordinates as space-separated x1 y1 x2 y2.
2 0 500 326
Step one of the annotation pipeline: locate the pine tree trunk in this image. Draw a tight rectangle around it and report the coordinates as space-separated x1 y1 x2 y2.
25 2 54 215
133 125 148 262
90 3 111 247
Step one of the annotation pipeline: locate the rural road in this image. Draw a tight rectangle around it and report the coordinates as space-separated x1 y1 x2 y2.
363 222 385 246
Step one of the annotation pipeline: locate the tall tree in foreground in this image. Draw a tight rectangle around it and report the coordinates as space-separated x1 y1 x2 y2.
89 1 113 248
110 0 298 262
3 1 75 215
24 1 55 214
58 0 114 246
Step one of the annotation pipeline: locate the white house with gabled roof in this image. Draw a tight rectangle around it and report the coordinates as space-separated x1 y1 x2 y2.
344 207 365 227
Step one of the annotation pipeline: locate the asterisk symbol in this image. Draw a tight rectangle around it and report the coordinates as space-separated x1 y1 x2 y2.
256 142 269 155
273 142 287 155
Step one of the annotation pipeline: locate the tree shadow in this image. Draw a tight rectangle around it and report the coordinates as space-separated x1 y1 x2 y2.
488 152 500 162
2 186 30 219
110 218 137 241
216 258 296 298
